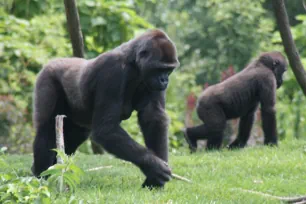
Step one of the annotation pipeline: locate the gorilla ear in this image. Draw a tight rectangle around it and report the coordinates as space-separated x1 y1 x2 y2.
260 55 277 70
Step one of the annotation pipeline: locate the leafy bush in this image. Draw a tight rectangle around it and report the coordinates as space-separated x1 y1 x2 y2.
0 148 85 203
41 149 85 193
0 150 51 203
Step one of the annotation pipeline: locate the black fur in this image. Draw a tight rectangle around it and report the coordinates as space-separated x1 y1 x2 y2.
184 51 287 151
31 29 179 189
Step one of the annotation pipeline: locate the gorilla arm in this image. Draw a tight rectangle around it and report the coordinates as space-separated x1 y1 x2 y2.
137 91 169 162
259 75 278 146
90 69 171 188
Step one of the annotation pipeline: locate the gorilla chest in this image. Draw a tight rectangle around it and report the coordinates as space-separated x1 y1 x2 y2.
120 90 151 120
121 102 133 120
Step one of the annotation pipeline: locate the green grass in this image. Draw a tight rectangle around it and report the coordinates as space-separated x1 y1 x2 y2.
2 139 306 203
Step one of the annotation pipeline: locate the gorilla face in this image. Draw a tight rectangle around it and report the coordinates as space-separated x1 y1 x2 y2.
273 60 287 89
259 51 287 89
146 69 173 91
136 36 179 92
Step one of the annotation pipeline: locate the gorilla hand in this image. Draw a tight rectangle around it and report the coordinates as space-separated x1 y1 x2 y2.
139 153 172 189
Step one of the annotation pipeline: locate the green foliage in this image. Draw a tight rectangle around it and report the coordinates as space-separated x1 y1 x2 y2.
0 148 86 203
0 0 151 153
0 7 71 153
77 0 153 57
41 149 85 193
0 176 51 204
0 155 51 203
138 0 274 84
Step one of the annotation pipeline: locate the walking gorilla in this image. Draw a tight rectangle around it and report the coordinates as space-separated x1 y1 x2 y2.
184 51 287 151
31 29 180 189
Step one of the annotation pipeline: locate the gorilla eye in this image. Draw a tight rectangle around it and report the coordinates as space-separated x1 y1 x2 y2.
273 60 279 66
139 50 149 58
164 68 173 76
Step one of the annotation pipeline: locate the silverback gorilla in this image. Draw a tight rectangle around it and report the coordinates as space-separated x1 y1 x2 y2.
184 51 287 151
32 29 180 189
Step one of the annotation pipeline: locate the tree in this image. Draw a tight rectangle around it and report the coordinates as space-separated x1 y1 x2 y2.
272 0 306 95
64 0 85 58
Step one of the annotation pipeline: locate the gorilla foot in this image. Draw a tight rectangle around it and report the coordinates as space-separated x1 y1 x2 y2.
31 165 44 178
264 140 278 147
183 128 197 153
227 140 246 150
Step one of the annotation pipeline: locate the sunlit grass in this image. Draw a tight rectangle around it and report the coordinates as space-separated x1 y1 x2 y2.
2 139 306 203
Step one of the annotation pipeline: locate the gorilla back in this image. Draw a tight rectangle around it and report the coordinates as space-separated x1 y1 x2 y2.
32 29 180 189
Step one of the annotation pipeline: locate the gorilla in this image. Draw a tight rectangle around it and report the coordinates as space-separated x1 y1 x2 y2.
31 29 180 189
183 51 287 151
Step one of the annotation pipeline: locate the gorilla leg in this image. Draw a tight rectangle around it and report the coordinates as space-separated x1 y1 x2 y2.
184 124 207 151
63 118 90 155
32 71 64 177
32 119 57 177
185 105 226 151
206 131 225 150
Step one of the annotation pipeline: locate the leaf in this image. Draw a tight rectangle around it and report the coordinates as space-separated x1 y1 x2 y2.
40 168 61 177
63 174 77 192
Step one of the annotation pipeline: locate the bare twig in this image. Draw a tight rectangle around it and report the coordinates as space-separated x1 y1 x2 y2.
86 163 192 183
55 115 66 164
86 166 113 172
55 115 66 193
231 188 306 203
172 173 192 183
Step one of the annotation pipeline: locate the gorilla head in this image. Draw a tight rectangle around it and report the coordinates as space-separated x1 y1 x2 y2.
134 31 179 91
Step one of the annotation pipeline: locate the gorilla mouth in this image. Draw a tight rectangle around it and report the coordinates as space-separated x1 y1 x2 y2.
145 82 167 92
277 81 282 89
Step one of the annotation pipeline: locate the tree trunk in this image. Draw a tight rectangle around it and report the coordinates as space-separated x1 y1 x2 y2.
63 0 103 154
272 0 306 95
64 0 85 58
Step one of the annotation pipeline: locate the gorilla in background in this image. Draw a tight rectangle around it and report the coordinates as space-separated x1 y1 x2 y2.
184 51 287 151
32 29 180 189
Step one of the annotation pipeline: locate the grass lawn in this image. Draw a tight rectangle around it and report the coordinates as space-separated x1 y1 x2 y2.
1 139 306 203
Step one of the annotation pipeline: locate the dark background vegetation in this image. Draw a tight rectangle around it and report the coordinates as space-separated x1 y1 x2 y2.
0 0 306 153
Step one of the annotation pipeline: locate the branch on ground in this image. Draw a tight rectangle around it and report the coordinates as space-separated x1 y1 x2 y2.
231 188 306 203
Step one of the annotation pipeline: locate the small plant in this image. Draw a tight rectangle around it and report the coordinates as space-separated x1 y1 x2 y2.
0 153 51 204
0 148 84 203
40 149 85 193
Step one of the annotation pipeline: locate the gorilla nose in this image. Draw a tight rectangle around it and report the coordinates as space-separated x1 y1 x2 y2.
160 77 167 83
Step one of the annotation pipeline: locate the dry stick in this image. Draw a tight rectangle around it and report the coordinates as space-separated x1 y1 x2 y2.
231 188 306 203
55 115 66 193
86 164 192 183
172 173 192 183
86 166 113 172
